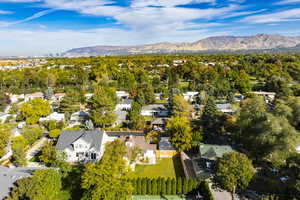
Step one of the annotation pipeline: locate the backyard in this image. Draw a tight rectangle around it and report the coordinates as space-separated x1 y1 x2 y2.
134 156 185 178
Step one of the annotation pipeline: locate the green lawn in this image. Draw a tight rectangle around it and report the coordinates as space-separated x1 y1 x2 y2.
134 157 184 178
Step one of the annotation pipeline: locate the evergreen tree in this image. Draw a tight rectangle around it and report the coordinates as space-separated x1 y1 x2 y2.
132 179 137 195
183 178 189 194
147 178 152 195
128 101 146 130
152 179 157 195
136 178 142 195
157 177 162 195
188 179 194 194
59 89 82 116
89 86 118 127
202 96 219 132
141 178 147 195
177 177 182 195
161 178 166 195
0 92 9 112
171 178 177 195
166 178 172 195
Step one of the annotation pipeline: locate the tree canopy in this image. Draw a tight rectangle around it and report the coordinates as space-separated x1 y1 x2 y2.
167 116 193 152
81 140 133 200
216 152 255 193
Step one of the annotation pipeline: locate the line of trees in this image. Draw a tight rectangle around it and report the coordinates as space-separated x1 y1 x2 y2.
130 177 200 195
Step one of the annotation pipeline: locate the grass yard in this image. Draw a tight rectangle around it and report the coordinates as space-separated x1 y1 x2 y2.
134 157 184 178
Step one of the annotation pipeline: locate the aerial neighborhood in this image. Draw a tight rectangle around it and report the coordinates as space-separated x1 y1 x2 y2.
0 54 299 200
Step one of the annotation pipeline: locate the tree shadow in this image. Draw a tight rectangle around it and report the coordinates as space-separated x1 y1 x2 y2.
172 155 185 177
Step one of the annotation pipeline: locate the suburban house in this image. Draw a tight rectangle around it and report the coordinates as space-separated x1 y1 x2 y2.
216 103 234 114
116 91 129 99
106 131 157 164
115 99 133 111
24 92 44 102
56 130 158 164
157 137 177 158
0 113 10 123
199 144 236 161
56 130 110 162
84 93 93 100
0 166 44 199
114 99 133 126
141 103 169 117
251 91 276 103
192 144 236 178
114 110 128 126
199 61 216 66
7 93 25 103
154 93 163 100
151 118 169 131
173 60 186 65
183 91 199 102
39 112 65 122
52 93 66 101
296 145 300 154
69 110 89 126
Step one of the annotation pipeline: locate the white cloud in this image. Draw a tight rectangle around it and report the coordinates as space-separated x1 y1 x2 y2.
0 9 54 27
0 26 233 56
240 8 300 23
131 0 216 8
0 10 13 14
222 9 266 19
0 0 40 2
275 0 300 5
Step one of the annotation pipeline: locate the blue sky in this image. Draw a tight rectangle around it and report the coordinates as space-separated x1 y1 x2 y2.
1 0 300 56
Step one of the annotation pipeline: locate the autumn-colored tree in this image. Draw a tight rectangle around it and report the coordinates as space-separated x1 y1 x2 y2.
167 116 192 152
19 98 50 124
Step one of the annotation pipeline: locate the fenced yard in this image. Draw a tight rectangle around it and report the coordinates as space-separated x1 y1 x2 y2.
134 157 184 178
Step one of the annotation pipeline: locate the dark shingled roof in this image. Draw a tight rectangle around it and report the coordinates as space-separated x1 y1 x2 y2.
106 131 146 137
56 130 104 151
159 137 175 150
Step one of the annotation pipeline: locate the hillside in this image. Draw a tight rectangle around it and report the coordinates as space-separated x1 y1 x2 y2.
63 34 300 57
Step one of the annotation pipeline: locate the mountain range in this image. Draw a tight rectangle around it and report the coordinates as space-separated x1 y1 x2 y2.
63 34 300 57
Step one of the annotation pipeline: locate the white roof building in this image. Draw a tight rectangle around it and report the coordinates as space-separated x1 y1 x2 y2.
39 112 65 122
24 92 44 102
116 91 129 99
183 91 199 102
7 93 25 103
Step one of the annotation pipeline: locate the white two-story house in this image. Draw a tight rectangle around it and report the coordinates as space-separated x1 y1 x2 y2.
56 130 110 162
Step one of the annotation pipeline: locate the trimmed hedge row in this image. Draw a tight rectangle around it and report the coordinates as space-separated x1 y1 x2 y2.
131 177 201 196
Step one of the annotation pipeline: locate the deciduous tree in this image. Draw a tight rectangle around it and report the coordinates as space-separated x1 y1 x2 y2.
81 140 133 200
216 152 255 197
167 116 192 152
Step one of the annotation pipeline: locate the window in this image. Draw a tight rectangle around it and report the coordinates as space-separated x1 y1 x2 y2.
91 153 96 160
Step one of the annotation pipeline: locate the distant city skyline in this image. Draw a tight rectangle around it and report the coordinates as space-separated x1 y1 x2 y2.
0 0 300 56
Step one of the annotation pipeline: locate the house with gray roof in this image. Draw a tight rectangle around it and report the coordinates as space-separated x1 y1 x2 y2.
141 103 169 117
0 166 43 199
199 144 236 160
56 130 109 162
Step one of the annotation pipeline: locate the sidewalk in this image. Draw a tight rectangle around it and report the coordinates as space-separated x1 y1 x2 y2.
26 137 49 167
